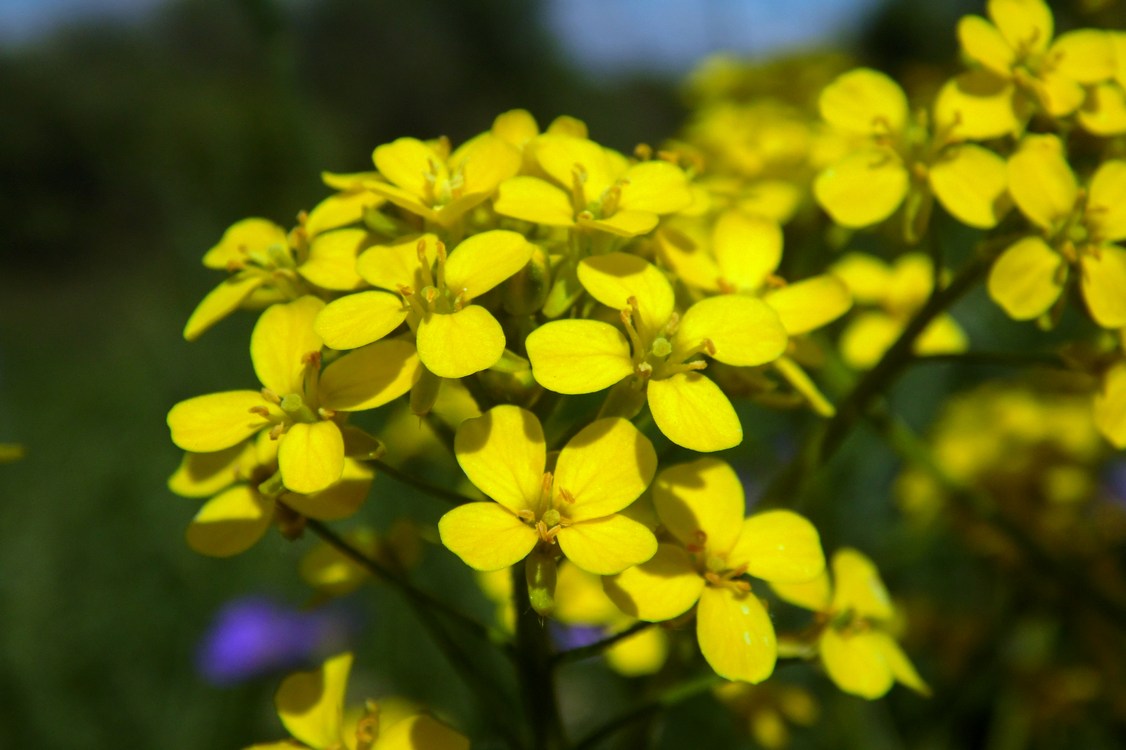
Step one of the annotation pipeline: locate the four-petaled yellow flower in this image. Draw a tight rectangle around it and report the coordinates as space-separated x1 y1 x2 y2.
438 405 658 575
772 548 929 700
604 458 825 683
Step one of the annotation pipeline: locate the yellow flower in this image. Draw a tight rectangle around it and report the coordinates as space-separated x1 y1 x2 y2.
815 68 1010 239
248 652 468 750
772 548 929 699
1094 358 1126 448
526 253 788 451
987 134 1126 328
168 297 419 494
303 170 387 238
832 252 968 369
494 134 693 237
299 523 421 597
713 682 818 750
938 0 1117 138
438 405 658 575
604 458 825 683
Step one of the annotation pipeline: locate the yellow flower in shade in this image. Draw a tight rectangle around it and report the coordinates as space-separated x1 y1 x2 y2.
494 134 693 237
938 0 1117 139
814 68 1010 239
1095 357 1126 448
300 523 422 598
248 652 468 750
526 253 788 451
772 548 929 700
168 431 374 557
315 230 534 378
604 458 826 684
168 296 419 494
367 132 521 228
438 405 658 575
988 135 1126 328
713 682 819 750
832 252 968 369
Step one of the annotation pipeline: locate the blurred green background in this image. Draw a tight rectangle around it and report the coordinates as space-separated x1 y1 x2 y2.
3 0 1125 748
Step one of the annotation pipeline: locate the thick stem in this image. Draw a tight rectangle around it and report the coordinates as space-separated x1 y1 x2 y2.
512 562 566 750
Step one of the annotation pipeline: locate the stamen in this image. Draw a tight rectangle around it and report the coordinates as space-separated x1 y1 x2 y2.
416 238 436 289
557 487 576 504
571 164 588 209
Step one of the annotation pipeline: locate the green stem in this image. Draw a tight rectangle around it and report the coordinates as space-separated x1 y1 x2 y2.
571 672 722 750
370 459 476 507
512 563 566 750
551 621 654 667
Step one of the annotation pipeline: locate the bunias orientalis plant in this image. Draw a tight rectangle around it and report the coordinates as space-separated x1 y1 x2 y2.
168 2 1126 746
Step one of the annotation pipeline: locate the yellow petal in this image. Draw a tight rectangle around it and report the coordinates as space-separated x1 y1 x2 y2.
928 144 1010 229
1034 69 1086 117
492 109 540 147
1086 160 1126 242
1094 361 1126 448
678 295 788 367
1008 134 1077 230
298 229 371 291
655 224 720 292
763 275 852 335
533 135 617 195
604 626 669 677
872 632 930 695
934 71 1024 141
577 253 675 331
319 339 421 412
168 443 249 498
770 571 832 612
555 417 657 521
284 458 373 521
915 314 969 356
314 292 406 350
449 132 521 194
202 218 288 269
1051 30 1115 84
696 585 777 683
373 138 441 197
556 514 657 575
647 373 742 452
1078 83 1126 136
839 312 903 370
454 405 544 515
820 630 893 699
617 160 693 214
526 320 633 394
356 234 439 292
416 306 505 378
279 421 344 495
304 188 384 237
958 15 1016 75
438 502 538 571
728 511 825 584
376 714 469 750
652 458 746 556
814 149 908 227
578 209 659 238
444 230 534 299
602 543 705 620
299 528 380 597
185 485 273 557
276 652 351 748
494 176 576 226
167 391 274 452
987 237 1065 320
183 275 265 341
819 68 908 135
989 0 1053 55
830 548 894 620
830 253 892 305
251 297 325 395
713 211 782 292
1080 245 1126 328
553 561 621 624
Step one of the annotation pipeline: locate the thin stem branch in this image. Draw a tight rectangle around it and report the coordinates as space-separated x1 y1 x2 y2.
550 621 654 667
909 351 1064 368
370 459 477 507
512 563 567 750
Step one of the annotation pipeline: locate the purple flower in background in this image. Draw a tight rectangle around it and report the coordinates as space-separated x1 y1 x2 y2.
196 596 353 685
551 623 606 653
1104 461 1126 508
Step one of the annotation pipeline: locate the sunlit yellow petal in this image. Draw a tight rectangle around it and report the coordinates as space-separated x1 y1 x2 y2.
449 132 521 194
989 0 1052 56
914 314 969 356
284 458 373 521
814 149 908 227
678 295 788 367
373 138 440 197
655 224 720 293
276 652 351 748
1080 245 1126 328
454 405 544 515
928 144 1010 229
304 188 384 237
1094 361 1126 448
251 297 325 395
603 544 704 620
492 109 540 147
298 229 372 291
494 176 575 226
168 443 249 498
830 548 894 620
577 253 675 331
770 571 832 612
839 312 903 370
319 339 420 412
184 275 265 341
958 15 1016 75
186 485 273 557
417 306 505 378
652 458 746 555
438 502 538 571
987 237 1065 320
713 211 782 291
444 230 534 299
526 320 633 394
578 210 659 238
872 633 930 695
763 275 852 335
617 160 693 214
728 511 825 583
1051 30 1115 84
820 630 893 699
376 714 469 750
697 586 776 683
648 373 742 452
819 68 908 135
279 421 344 495
604 626 668 677
934 71 1023 141
830 253 892 305
1008 134 1076 231
314 292 407 351
356 234 439 292
555 418 656 521
1086 160 1126 242
1035 69 1086 117
202 218 288 269
167 391 275 452
556 515 657 575
1078 83 1126 136
553 561 621 624
533 134 616 194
